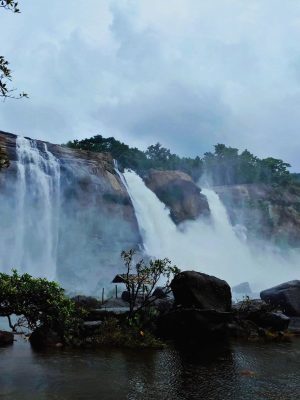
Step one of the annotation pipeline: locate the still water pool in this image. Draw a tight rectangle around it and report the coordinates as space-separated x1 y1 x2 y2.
1 337 300 400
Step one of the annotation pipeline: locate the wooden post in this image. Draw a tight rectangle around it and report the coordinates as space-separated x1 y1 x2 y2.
102 288 105 304
115 284 118 299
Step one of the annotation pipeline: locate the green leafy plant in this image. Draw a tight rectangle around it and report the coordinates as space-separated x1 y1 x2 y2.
0 270 82 341
120 249 180 317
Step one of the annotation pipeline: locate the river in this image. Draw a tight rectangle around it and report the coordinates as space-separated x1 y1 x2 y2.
1 337 300 399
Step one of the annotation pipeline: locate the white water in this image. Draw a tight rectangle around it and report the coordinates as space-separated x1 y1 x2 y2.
123 169 300 292
0 137 60 280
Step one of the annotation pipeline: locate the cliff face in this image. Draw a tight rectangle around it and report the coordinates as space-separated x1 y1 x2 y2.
0 131 141 292
214 183 300 247
143 169 210 224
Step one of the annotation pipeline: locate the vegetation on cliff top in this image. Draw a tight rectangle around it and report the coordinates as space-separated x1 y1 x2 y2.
66 135 294 186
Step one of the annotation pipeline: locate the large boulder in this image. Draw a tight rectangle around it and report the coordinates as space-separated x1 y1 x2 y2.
260 281 300 316
143 169 210 224
158 271 232 343
29 327 63 348
0 330 14 346
171 271 232 312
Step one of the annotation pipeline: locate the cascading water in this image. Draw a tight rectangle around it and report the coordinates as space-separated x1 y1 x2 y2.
123 169 300 292
0 137 60 280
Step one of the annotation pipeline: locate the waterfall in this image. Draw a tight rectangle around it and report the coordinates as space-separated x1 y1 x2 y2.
123 169 300 292
0 137 60 280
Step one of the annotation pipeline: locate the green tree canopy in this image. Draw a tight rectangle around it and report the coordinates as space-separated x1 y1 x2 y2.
0 270 81 339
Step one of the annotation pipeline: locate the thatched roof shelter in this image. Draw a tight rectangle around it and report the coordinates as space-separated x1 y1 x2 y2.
112 274 135 284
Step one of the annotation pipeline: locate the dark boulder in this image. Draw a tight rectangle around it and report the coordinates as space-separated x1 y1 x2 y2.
158 271 232 343
260 280 300 316
0 330 14 346
153 286 173 299
171 271 232 312
29 327 63 348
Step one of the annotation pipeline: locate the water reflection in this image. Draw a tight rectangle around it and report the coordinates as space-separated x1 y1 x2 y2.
0 337 300 399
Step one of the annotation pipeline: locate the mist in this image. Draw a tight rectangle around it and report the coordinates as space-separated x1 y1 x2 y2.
0 136 140 294
123 169 300 294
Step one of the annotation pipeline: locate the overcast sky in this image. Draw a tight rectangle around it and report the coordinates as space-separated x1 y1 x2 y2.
1 0 300 169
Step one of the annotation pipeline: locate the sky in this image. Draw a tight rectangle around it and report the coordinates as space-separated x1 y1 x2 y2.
1 0 300 169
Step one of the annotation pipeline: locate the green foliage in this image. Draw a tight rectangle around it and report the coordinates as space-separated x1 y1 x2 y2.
66 136 203 179
84 317 164 349
66 135 294 186
203 144 292 186
0 270 82 339
120 249 180 317
0 2 28 99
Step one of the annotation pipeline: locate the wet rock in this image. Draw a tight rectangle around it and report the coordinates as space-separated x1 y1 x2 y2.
144 169 210 224
152 286 173 299
250 311 290 331
171 271 232 312
0 330 14 346
214 184 300 247
232 299 290 334
158 308 232 342
29 327 63 348
153 298 174 314
260 280 300 316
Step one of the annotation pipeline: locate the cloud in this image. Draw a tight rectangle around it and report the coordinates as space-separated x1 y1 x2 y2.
1 1 300 168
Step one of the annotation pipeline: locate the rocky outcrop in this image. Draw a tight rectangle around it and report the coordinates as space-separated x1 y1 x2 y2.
214 183 300 247
0 145 9 170
29 327 63 348
0 330 14 346
171 271 232 311
232 299 290 332
143 169 210 224
260 281 300 316
0 130 141 293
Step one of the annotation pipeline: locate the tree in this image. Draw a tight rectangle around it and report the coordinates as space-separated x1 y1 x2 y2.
121 249 180 317
0 270 81 340
0 1 27 99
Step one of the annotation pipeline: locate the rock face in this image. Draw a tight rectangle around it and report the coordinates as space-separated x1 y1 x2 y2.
215 183 300 247
0 330 14 346
143 169 210 224
260 281 300 316
171 271 232 312
0 130 141 293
